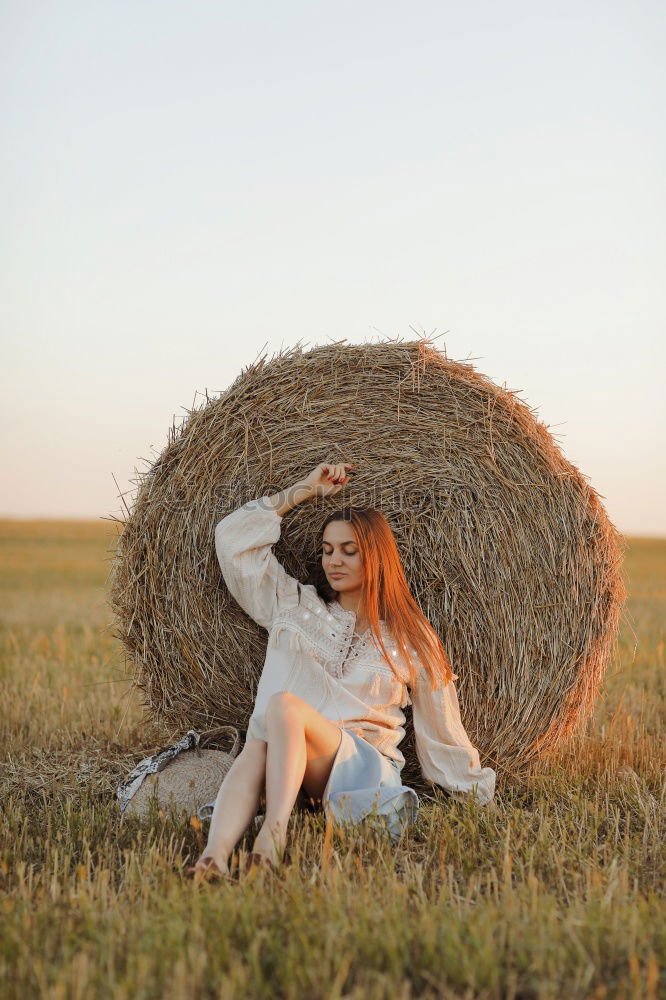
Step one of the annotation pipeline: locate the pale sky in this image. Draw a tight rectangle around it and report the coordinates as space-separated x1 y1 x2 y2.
1 1 664 535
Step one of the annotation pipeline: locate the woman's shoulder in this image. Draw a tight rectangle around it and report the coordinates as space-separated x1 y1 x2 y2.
275 585 357 633
291 582 319 603
288 582 335 617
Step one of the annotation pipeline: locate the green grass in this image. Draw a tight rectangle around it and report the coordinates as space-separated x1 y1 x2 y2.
0 520 663 999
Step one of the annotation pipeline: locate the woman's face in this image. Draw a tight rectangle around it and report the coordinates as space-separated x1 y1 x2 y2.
321 521 363 594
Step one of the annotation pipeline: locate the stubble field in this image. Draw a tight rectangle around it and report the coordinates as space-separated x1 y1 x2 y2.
0 519 663 999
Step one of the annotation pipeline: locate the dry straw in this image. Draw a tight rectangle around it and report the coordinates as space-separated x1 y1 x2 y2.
107 336 627 791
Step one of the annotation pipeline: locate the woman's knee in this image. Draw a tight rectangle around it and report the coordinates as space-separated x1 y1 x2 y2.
265 690 302 721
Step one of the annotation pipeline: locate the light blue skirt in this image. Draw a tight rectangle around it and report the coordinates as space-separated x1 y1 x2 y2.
321 727 420 844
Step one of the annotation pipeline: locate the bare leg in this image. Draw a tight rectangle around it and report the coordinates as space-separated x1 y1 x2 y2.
251 691 344 867
194 739 268 872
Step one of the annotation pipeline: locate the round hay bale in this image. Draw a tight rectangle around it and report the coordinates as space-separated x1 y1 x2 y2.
107 337 627 788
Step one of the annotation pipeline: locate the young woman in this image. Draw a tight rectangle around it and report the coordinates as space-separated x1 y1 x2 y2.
186 461 495 882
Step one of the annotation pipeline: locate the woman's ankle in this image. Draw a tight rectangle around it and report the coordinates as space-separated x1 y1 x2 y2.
252 821 286 861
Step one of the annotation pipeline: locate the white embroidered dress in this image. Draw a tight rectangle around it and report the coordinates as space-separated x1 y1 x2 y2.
209 496 496 841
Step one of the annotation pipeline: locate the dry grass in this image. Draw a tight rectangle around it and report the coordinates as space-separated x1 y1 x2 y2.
0 518 663 999
108 338 626 786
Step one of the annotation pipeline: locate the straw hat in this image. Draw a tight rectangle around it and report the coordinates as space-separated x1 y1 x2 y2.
118 725 241 821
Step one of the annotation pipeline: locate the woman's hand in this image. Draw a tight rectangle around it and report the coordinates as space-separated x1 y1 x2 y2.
265 462 355 517
301 461 355 498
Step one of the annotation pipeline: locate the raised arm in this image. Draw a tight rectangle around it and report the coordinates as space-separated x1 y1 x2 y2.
411 669 496 805
214 461 355 630
214 497 301 630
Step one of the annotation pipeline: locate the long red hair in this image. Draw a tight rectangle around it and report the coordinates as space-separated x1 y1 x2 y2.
314 505 455 692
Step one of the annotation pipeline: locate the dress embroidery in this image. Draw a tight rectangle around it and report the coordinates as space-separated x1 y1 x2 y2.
267 595 412 715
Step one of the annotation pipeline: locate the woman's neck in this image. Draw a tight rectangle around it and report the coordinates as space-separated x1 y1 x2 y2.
335 590 369 632
335 590 361 614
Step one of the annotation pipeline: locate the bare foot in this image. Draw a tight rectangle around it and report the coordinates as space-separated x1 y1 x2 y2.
244 851 278 877
247 847 278 870
251 830 285 869
185 854 234 882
